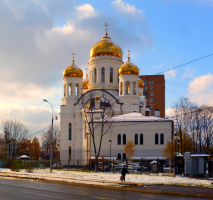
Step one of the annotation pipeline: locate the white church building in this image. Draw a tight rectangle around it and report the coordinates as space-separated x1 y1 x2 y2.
60 26 173 164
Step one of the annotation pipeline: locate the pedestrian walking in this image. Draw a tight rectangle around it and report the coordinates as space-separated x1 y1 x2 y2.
121 165 129 182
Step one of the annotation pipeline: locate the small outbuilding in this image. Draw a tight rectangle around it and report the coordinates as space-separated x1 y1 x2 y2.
184 152 210 175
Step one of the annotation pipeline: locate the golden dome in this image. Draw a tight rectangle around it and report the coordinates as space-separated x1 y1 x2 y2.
90 34 123 59
63 62 83 78
82 74 89 89
138 78 144 88
118 57 139 76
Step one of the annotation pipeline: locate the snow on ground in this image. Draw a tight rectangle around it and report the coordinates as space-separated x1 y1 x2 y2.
0 168 212 188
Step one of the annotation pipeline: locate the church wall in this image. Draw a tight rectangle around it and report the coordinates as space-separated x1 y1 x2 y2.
88 58 123 90
90 121 172 159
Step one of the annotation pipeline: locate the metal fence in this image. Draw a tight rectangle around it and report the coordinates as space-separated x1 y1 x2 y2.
60 158 164 174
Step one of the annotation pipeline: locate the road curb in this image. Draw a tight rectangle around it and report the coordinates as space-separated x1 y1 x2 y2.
0 172 212 199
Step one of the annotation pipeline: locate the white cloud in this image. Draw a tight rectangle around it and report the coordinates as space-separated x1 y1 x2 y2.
181 67 195 79
75 4 96 19
187 73 213 106
165 108 176 118
0 80 62 104
112 0 142 14
111 0 146 25
155 63 164 69
164 69 177 79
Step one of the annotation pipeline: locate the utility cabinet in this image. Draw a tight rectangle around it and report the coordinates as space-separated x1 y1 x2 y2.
184 152 210 175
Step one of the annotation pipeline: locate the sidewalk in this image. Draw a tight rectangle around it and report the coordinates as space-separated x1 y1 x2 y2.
0 170 213 199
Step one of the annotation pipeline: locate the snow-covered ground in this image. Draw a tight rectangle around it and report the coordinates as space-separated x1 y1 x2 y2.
0 168 212 188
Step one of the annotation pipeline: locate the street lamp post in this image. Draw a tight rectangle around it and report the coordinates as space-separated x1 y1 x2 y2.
109 140 112 160
43 99 54 173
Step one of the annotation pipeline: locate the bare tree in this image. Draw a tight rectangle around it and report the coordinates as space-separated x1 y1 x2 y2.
172 97 213 154
41 125 60 160
1 119 29 160
80 89 117 172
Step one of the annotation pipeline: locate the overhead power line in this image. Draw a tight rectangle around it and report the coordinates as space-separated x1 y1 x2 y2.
157 53 213 75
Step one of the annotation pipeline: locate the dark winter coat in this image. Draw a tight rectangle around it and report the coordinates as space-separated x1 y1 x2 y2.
121 167 129 176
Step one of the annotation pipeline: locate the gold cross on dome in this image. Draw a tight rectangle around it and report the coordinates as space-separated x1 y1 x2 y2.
71 53 76 64
127 50 131 61
103 23 109 37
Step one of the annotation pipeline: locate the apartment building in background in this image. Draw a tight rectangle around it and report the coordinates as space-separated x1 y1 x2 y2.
139 75 165 118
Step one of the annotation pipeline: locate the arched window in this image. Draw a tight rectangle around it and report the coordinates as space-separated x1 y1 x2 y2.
126 81 130 94
94 68 97 83
110 67 113 83
76 83 79 96
123 153 126 161
117 134 121 145
140 133 143 145
117 153 121 160
69 146 71 161
160 133 164 144
123 134 126 145
64 84 67 97
133 81 136 95
69 83 72 96
69 123 72 140
155 133 159 145
117 71 119 84
120 82 123 95
101 67 105 83
135 134 138 145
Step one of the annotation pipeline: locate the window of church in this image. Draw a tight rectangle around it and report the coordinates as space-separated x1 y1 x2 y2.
117 134 121 145
120 82 123 95
126 81 130 94
133 81 136 95
94 68 97 83
135 134 138 145
144 80 147 85
140 133 143 145
69 83 72 96
110 67 113 83
123 153 126 161
123 134 126 145
101 67 105 83
69 146 71 161
76 83 79 96
155 133 159 145
64 84 67 97
160 133 164 144
117 153 121 160
117 72 119 84
69 123 72 140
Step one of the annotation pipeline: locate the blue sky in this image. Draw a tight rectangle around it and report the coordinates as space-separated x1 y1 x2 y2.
0 0 212 136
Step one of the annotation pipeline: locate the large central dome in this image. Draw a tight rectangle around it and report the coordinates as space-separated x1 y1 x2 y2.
90 34 123 59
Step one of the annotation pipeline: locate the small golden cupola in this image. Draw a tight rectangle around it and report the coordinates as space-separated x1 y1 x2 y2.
138 78 144 88
118 50 139 76
82 68 89 89
89 23 123 59
63 53 83 78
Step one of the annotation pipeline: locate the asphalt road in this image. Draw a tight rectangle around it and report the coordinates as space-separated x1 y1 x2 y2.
0 178 207 200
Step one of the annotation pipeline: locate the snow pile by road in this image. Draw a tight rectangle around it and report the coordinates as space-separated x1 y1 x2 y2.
0 168 212 188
